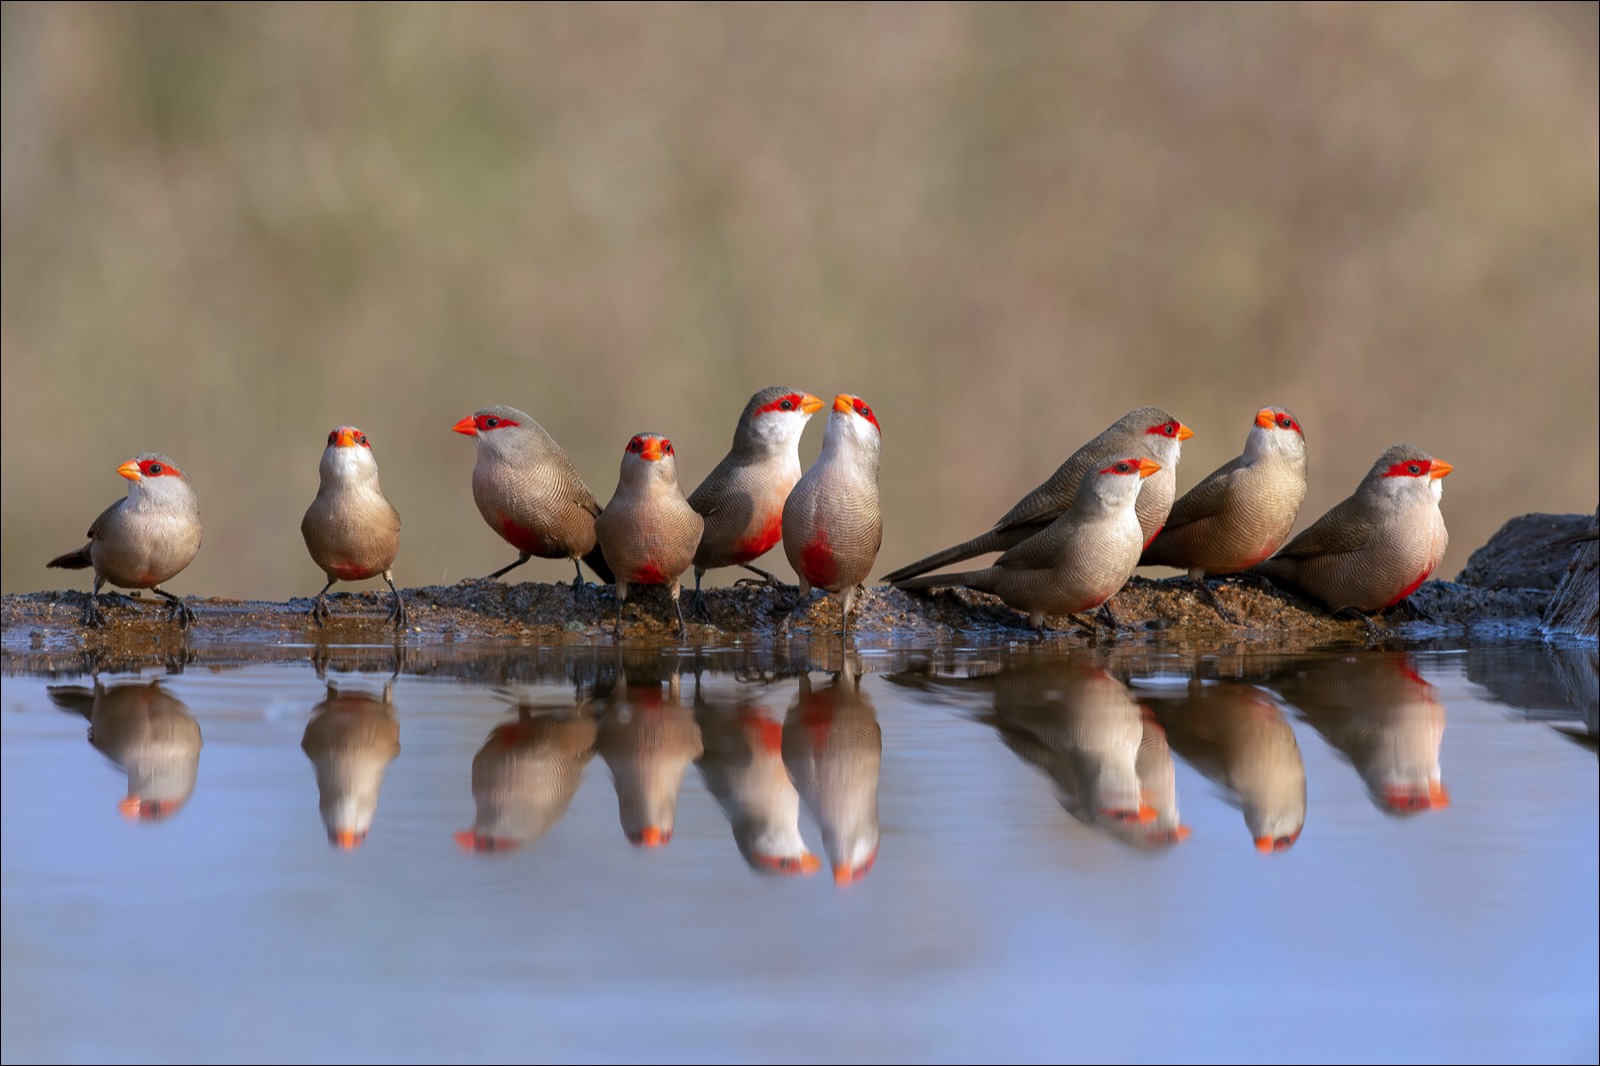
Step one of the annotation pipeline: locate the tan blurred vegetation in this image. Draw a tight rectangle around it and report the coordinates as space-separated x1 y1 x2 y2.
3 2 1596 602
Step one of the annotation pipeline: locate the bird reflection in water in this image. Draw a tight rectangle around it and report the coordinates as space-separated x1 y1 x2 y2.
595 657 703 848
1268 652 1450 815
1144 680 1306 853
456 702 597 853
782 667 882 884
48 679 202 821
301 680 401 850
694 672 821 876
986 653 1189 849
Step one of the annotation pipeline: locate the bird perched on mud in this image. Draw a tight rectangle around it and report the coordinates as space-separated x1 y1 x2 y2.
47 453 203 629
1140 405 1307 621
893 457 1159 634
1254 444 1451 616
687 387 825 612
781 394 884 636
301 426 406 629
882 406 1192 585
594 433 705 640
453 405 613 588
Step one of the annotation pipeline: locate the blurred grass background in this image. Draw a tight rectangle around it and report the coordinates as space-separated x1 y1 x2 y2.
3 1 1595 602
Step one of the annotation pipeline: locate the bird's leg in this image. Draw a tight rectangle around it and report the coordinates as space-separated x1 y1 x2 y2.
309 579 335 628
1097 599 1124 632
152 585 196 630
840 585 857 639
383 570 408 630
733 564 793 590
690 567 709 621
1333 606 1388 640
777 584 816 636
1067 612 1101 638
82 576 107 628
1188 575 1238 625
612 581 628 641
570 560 585 602
671 581 688 642
484 553 532 581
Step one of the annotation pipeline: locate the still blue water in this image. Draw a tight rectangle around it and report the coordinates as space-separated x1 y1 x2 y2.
3 640 1595 1064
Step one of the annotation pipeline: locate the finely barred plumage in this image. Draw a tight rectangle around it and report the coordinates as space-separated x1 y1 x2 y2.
456 708 598 852
454 405 614 584
893 457 1158 632
781 671 881 885
1150 682 1305 852
781 394 883 634
1255 443 1451 613
300 426 406 628
1141 405 1308 578
594 433 705 639
301 683 401 850
47 452 204 629
881 406 1191 584
688 388 823 594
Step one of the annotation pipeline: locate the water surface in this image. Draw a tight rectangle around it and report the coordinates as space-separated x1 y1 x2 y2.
3 639 1595 1064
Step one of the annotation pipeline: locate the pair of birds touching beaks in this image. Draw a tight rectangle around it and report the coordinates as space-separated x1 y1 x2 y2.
48 391 1452 638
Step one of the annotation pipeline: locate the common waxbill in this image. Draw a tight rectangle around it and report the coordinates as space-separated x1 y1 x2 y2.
781 394 883 636
300 426 406 629
596 669 703 848
47 453 203 629
687 387 825 609
1140 405 1307 620
782 670 882 885
456 706 598 853
593 432 705 640
453 405 614 587
882 406 1192 584
301 681 401 850
893 457 1160 634
48 680 202 821
1255 444 1452 614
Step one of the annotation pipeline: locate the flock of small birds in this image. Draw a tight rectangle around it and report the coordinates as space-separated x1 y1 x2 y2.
46 386 1452 639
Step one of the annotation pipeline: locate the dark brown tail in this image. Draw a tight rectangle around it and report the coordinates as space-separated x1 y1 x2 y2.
47 545 93 570
891 568 996 594
880 529 1017 584
582 544 615 584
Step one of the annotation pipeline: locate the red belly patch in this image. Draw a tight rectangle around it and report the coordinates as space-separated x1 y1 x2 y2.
631 562 667 585
732 512 784 564
800 532 838 588
738 711 784 753
332 562 376 581
1384 564 1435 609
498 516 547 556
1143 524 1164 551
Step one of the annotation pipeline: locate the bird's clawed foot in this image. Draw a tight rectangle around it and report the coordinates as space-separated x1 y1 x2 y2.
309 596 331 629
1190 580 1239 625
154 588 196 630
80 594 107 629
734 565 793 592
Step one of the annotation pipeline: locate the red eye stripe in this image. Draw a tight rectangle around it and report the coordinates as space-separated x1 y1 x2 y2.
476 414 520 432
1276 415 1301 433
138 459 181 478
1146 421 1178 437
850 398 880 431
753 393 807 417
1098 459 1140 476
1382 459 1431 478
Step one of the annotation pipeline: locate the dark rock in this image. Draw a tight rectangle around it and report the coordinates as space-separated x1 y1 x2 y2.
1456 512 1592 590
1542 506 1599 639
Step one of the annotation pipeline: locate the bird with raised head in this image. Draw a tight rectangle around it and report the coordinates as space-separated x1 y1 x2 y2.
47 453 203 629
301 426 406 628
593 432 705 640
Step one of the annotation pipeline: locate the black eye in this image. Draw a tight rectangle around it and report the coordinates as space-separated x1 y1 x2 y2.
1278 416 1292 429
148 463 162 475
860 405 872 418
664 442 674 454
1116 462 1130 473
358 435 369 447
327 431 336 445
485 417 499 428
780 399 793 410
1408 464 1422 475
1164 424 1174 435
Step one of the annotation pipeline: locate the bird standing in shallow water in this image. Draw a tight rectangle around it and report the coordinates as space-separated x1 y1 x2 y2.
780 394 884 637
48 453 203 629
300 426 406 629
453 405 613 589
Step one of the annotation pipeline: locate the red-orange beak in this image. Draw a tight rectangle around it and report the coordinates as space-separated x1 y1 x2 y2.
454 829 519 853
1255 408 1276 429
1176 422 1195 441
116 459 142 482
631 826 668 847
1255 830 1302 853
832 394 855 414
1137 458 1162 479
1429 459 1453 480
333 828 364 850
800 394 826 415
452 415 478 436
333 427 360 448
638 438 665 462
758 851 823 875
118 795 143 818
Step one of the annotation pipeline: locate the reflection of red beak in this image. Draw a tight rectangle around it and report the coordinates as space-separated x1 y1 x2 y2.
333 828 365 850
1255 829 1302 854
630 826 669 847
454 829 519 853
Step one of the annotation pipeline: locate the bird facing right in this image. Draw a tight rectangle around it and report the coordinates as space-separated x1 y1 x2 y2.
1254 443 1451 614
